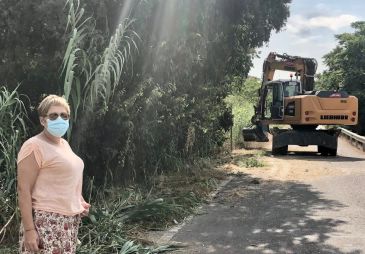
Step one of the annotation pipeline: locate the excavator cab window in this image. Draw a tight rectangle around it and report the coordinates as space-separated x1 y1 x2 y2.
263 83 284 120
283 81 301 97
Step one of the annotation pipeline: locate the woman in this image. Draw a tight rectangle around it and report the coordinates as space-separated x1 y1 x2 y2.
17 95 90 254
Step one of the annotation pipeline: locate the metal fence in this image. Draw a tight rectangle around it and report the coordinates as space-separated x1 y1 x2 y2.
340 128 365 151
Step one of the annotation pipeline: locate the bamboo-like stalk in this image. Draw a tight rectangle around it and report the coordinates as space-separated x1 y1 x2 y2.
0 86 28 244
84 19 139 111
61 0 139 140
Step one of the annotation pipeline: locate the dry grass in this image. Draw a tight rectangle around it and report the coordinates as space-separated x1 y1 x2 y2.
77 156 228 253
0 155 228 254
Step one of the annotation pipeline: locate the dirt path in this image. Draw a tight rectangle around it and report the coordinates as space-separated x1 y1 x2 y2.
227 138 365 182
167 137 365 253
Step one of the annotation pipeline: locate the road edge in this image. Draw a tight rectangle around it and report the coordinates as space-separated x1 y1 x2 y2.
156 175 235 245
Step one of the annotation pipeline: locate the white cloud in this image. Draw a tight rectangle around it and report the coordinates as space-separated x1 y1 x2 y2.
293 35 320 44
314 3 327 10
249 1 365 78
287 14 359 34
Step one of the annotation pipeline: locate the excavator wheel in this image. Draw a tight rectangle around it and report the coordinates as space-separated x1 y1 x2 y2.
318 146 337 156
272 145 288 155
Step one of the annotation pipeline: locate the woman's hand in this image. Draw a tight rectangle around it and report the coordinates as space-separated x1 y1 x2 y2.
81 201 91 217
24 229 40 252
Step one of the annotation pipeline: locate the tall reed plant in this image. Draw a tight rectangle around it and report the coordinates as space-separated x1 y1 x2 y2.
0 86 28 244
61 0 139 140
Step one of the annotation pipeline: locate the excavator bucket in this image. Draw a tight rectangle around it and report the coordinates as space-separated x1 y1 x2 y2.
242 124 269 142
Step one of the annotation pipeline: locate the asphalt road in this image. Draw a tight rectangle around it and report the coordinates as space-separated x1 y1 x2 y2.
169 138 365 254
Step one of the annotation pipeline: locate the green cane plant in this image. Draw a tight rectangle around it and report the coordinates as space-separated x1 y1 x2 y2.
61 0 139 139
0 86 28 244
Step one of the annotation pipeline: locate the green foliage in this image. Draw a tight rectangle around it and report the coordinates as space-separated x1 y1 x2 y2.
0 0 291 184
76 159 221 253
61 0 139 140
317 21 365 134
0 0 291 249
242 157 264 168
233 152 264 168
59 0 291 187
0 86 28 244
77 187 176 253
225 77 261 145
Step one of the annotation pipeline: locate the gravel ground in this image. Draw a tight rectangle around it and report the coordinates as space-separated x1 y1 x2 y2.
166 138 365 253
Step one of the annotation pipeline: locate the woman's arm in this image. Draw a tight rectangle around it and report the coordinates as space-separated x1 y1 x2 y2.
79 182 91 217
80 198 91 217
17 152 40 252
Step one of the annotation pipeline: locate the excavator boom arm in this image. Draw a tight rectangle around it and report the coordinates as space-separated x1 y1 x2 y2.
262 52 318 91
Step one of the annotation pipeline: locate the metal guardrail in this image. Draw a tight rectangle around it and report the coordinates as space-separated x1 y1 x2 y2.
339 127 365 151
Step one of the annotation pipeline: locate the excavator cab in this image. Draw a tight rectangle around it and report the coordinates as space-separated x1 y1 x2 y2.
263 82 284 120
263 80 302 120
283 80 301 97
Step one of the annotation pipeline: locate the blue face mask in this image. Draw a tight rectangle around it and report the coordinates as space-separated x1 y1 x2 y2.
46 117 69 137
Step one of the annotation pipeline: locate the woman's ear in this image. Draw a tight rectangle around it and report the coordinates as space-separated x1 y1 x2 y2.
39 117 46 127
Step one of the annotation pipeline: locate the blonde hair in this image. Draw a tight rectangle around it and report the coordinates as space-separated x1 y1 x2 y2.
37 95 70 116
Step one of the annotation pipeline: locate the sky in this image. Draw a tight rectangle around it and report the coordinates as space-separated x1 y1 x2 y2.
248 0 365 79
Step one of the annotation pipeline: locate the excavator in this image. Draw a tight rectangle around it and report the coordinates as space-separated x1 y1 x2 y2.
242 52 358 155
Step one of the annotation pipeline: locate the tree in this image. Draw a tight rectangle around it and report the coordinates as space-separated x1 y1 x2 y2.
225 77 261 144
0 1 292 246
0 0 292 184
318 21 365 134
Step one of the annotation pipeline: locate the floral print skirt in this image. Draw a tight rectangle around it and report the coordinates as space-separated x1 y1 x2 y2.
19 209 81 254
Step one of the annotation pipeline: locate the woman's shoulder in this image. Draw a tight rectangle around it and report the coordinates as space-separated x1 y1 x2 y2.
61 138 72 148
18 135 44 155
18 135 44 165
22 134 73 152
22 134 44 146
21 134 58 152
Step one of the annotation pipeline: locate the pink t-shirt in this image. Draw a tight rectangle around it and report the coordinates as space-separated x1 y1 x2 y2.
17 134 85 216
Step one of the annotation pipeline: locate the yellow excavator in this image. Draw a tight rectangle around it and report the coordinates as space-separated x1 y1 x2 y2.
243 52 358 155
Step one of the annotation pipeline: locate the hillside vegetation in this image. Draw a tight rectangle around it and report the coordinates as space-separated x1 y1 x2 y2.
0 1 291 252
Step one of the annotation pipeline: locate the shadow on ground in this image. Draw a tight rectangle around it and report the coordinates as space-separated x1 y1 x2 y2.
268 151 365 162
171 174 361 254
